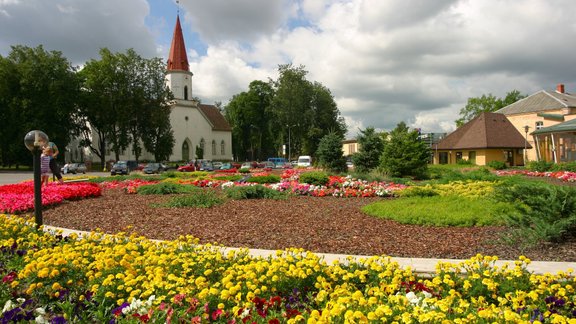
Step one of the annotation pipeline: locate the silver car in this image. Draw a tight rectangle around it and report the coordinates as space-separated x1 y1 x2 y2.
61 163 87 174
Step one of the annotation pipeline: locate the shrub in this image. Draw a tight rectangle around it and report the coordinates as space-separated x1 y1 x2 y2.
224 185 288 200
137 182 198 195
299 171 329 186
211 175 243 182
456 159 474 165
494 181 576 246
379 122 429 179
238 168 250 174
527 160 554 172
316 132 347 173
161 190 223 208
397 186 438 198
551 161 576 172
248 175 281 184
487 160 507 170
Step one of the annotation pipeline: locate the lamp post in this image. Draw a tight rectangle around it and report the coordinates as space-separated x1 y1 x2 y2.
24 130 49 228
523 125 530 165
286 124 296 162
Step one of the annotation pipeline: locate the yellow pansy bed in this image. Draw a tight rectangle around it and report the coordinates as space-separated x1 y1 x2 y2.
1 215 575 323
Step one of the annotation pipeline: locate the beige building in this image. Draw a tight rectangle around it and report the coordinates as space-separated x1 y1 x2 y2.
495 84 576 162
342 139 359 157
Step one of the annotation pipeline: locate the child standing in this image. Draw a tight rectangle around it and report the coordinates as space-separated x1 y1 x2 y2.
41 147 52 186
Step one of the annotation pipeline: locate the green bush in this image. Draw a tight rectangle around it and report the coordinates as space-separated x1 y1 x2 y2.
248 175 281 184
527 160 554 172
211 175 243 182
362 195 510 227
238 168 250 174
137 182 198 195
162 190 224 208
551 161 576 172
299 171 329 186
397 186 438 198
224 185 288 200
494 181 576 246
428 167 499 184
456 159 474 165
487 160 507 170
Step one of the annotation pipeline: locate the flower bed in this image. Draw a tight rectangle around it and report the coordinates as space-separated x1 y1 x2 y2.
1 215 574 323
0 182 101 213
497 170 576 182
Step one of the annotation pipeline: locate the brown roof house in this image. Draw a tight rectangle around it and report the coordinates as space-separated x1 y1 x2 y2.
434 112 531 166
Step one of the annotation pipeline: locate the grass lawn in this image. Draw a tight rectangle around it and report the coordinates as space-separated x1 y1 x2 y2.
362 195 512 227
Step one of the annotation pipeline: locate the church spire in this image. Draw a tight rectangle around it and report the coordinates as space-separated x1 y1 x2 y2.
167 15 189 71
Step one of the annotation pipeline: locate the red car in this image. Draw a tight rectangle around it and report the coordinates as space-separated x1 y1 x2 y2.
177 164 196 172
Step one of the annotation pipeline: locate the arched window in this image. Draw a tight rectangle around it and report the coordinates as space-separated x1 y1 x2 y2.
212 140 217 155
221 140 225 155
182 140 190 161
184 85 189 100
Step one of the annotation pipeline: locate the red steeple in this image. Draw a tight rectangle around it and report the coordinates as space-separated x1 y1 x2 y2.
167 15 189 71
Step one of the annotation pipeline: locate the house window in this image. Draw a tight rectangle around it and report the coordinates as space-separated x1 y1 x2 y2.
439 152 448 164
468 151 476 164
221 140 225 155
349 144 356 154
184 86 189 100
212 140 217 156
536 121 543 130
456 152 463 161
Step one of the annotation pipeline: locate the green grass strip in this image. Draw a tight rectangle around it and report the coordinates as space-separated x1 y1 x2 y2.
362 195 512 227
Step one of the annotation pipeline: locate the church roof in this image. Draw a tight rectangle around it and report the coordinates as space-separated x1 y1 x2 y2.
436 112 530 150
167 15 189 72
198 104 232 131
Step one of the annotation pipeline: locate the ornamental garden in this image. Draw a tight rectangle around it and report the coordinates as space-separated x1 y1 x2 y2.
1 166 576 323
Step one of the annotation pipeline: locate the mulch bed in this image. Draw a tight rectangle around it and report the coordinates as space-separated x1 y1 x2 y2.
42 188 576 262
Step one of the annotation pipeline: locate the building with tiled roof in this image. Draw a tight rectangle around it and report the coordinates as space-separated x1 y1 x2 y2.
434 112 530 166
495 83 576 161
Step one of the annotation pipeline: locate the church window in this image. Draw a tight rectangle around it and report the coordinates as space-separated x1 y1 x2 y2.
221 140 225 155
200 138 205 152
212 140 217 155
184 86 189 100
182 141 190 161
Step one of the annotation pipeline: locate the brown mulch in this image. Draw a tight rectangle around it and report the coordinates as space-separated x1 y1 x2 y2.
42 188 576 262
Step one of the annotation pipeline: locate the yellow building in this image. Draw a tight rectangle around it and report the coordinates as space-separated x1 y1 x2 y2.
434 112 530 166
495 83 576 162
342 139 359 157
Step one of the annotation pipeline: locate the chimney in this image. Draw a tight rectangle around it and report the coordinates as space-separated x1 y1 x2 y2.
557 83 565 93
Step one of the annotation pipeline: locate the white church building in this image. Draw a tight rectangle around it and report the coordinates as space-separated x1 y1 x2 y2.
67 15 233 166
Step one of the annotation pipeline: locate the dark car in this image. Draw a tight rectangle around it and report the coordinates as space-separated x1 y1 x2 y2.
61 163 87 174
143 163 168 174
111 161 130 175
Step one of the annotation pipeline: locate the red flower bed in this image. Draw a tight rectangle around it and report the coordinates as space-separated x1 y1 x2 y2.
0 182 101 214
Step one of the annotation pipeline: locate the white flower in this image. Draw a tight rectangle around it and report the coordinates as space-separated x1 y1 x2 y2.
2 300 15 313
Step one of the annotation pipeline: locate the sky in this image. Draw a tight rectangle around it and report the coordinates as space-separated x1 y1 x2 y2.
1 0 576 138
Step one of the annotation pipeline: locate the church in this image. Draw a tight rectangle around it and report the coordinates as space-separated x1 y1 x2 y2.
69 15 233 165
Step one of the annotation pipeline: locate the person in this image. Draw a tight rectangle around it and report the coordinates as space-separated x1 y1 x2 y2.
41 147 52 186
46 142 64 184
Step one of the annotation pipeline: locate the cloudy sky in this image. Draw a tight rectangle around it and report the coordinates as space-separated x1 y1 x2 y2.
1 0 576 137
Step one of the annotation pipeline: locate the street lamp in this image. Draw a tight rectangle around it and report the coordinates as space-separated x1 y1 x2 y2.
286 124 296 162
24 130 49 228
523 125 530 165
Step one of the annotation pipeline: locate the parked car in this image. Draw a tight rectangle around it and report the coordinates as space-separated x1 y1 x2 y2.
240 162 252 170
212 162 223 170
111 161 130 175
262 161 275 170
143 163 168 174
297 155 312 167
197 161 214 171
177 163 196 172
61 163 87 174
220 162 233 170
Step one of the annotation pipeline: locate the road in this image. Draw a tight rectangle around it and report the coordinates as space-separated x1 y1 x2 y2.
0 171 108 185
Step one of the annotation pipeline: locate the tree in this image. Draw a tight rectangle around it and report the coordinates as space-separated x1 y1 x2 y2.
352 127 384 173
0 45 81 167
316 132 347 173
380 122 430 178
455 90 526 127
195 145 204 159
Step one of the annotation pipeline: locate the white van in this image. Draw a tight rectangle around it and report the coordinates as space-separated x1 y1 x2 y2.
297 155 312 167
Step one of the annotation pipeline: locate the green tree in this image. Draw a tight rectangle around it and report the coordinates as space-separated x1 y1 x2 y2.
316 132 347 173
379 122 430 178
195 145 204 159
352 127 384 173
0 45 80 167
455 90 526 127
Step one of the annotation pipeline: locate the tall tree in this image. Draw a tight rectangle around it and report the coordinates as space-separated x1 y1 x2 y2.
380 122 430 178
352 127 384 173
456 90 526 127
316 132 347 173
0 45 80 167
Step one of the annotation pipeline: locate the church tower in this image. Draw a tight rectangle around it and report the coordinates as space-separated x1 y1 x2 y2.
166 15 193 101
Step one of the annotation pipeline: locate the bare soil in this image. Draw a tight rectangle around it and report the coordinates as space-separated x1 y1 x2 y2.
42 188 576 262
